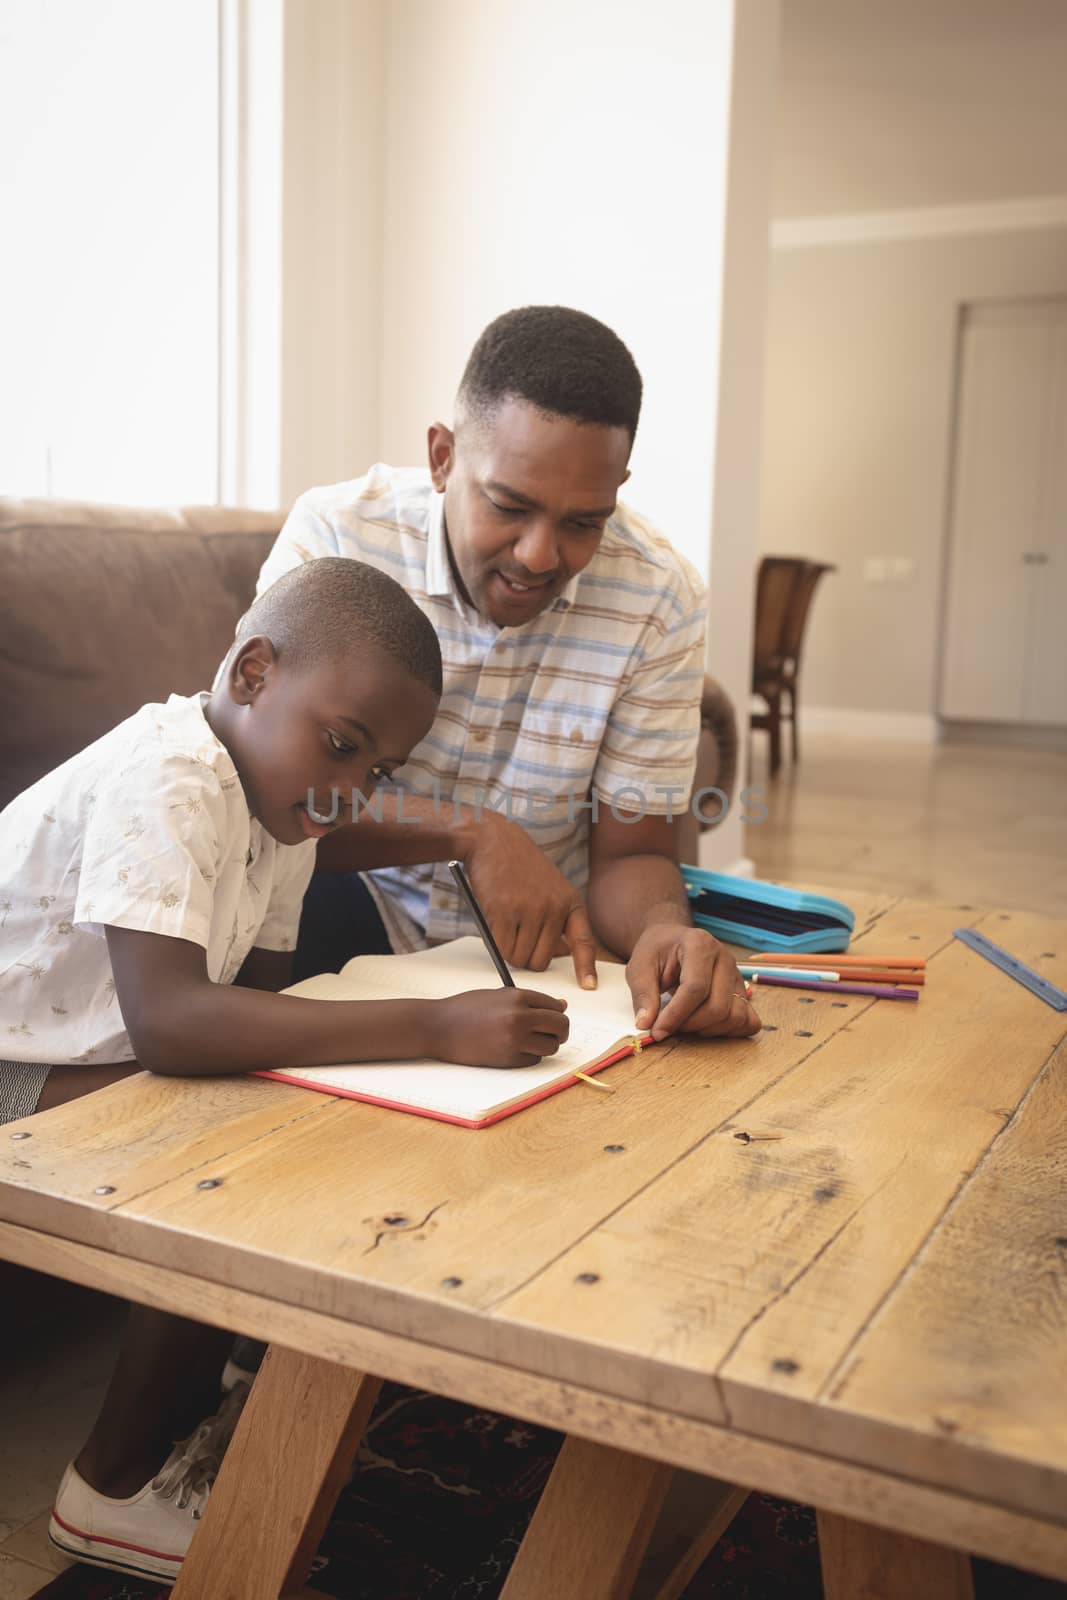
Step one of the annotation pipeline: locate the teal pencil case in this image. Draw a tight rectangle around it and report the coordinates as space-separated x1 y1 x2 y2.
680 867 854 954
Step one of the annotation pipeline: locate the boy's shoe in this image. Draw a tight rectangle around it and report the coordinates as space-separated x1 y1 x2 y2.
221 1334 267 1392
48 1381 248 1585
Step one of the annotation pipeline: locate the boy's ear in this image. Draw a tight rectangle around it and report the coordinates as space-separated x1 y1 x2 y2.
230 636 277 705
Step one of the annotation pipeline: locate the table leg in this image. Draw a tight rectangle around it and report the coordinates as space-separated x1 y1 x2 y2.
632 1472 749 1600
499 1434 674 1600
172 1343 381 1600
817 1509 975 1600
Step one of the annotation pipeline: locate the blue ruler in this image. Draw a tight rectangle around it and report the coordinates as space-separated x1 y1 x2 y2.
954 928 1067 1012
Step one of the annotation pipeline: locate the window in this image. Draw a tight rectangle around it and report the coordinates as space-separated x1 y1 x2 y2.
0 0 219 504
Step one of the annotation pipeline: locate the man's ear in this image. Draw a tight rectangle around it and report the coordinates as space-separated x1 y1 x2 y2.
229 636 277 705
427 421 456 492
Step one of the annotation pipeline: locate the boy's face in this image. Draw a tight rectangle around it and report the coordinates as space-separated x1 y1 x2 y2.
219 641 439 846
428 398 632 629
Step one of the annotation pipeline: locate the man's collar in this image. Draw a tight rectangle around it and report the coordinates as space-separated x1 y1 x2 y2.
425 487 580 618
425 489 458 602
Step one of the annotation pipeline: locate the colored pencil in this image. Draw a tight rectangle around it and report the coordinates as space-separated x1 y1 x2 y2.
739 965 840 982
749 974 919 1001
741 967 926 987
748 953 925 970
745 956 926 984
793 966 927 979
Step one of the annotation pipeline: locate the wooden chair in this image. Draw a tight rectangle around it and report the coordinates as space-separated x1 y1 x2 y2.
750 556 835 776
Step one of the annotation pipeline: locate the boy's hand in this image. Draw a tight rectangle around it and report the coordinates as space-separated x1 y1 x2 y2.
433 988 570 1068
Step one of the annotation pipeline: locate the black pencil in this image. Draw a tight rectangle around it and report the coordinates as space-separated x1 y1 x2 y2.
447 859 515 987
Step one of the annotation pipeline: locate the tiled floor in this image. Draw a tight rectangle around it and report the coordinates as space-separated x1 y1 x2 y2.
1 729 1064 1598
747 731 1067 917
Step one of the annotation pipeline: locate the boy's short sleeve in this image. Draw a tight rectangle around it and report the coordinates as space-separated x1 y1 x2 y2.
254 844 316 953
74 752 230 949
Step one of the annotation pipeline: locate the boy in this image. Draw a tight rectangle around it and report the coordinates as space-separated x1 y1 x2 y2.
0 557 568 1581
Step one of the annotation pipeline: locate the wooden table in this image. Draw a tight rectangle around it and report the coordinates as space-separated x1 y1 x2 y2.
2 891 1065 1600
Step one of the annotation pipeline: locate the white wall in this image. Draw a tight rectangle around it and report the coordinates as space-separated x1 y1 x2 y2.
279 0 386 505
704 0 780 864
760 220 1067 718
774 0 1067 217
218 0 386 510
380 0 729 579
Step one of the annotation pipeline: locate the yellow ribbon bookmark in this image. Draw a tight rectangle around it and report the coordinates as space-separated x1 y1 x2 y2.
573 1070 616 1093
574 1035 648 1093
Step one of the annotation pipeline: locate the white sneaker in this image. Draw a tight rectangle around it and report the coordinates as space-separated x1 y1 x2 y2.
48 1381 248 1584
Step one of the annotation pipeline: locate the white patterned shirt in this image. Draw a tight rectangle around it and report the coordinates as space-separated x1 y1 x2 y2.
256 465 706 951
0 694 315 1065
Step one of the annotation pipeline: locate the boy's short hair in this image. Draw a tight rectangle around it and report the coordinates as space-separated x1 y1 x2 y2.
238 558 442 695
457 305 643 443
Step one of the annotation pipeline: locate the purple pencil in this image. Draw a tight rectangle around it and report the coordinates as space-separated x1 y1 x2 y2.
750 974 919 1002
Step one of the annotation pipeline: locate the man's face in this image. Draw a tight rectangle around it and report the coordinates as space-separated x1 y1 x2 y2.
221 643 439 846
429 398 632 628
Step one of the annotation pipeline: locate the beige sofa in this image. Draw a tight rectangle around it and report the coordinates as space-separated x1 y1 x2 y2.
0 497 738 863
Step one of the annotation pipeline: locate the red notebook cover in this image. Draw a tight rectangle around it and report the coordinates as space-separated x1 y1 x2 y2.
256 1033 655 1129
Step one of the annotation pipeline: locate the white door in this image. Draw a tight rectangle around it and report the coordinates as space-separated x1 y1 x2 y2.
940 299 1067 726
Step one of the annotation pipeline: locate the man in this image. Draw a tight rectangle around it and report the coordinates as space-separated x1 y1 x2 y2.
259 306 758 1041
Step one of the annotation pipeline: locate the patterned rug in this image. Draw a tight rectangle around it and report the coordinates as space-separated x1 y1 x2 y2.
29 1384 1066 1600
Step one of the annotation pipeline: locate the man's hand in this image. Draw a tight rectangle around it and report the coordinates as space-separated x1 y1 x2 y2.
462 814 599 987
625 924 761 1040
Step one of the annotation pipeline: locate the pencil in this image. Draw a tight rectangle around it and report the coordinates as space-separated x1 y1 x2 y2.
830 969 925 986
447 860 515 987
739 965 840 982
749 974 919 1001
748 953 926 970
746 962 925 986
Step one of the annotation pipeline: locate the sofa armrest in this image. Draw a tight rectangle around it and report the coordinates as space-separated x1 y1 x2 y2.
674 674 739 863
697 673 738 810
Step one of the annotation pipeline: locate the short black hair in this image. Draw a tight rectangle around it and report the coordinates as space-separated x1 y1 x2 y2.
457 306 643 442
238 557 442 696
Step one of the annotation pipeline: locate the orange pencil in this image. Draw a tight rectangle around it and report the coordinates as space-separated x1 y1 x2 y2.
748 953 926 971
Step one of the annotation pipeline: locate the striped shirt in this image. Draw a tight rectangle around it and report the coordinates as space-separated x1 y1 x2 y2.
256 465 706 951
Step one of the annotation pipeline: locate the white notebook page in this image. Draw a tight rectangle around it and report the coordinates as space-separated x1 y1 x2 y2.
275 937 642 1121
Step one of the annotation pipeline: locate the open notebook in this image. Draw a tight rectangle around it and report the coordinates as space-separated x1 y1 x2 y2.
257 937 654 1128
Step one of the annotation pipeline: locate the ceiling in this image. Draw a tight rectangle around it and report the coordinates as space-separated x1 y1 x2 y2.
773 0 1067 217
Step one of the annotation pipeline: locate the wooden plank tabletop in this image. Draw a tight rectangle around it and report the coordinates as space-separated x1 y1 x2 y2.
2 891 1065 1533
